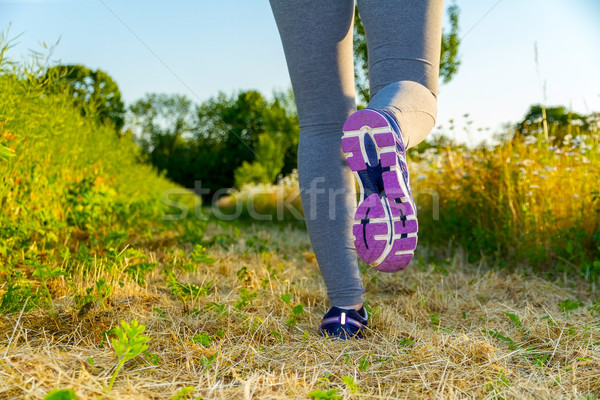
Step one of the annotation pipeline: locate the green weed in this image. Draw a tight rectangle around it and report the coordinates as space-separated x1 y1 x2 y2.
124 262 157 286
107 319 151 392
192 333 213 347
74 278 112 313
189 244 216 265
502 311 523 329
0 281 38 314
235 288 257 310
171 386 197 400
307 389 342 400
559 298 584 313
43 389 77 400
165 269 212 308
342 376 360 394
199 353 217 371
28 263 65 312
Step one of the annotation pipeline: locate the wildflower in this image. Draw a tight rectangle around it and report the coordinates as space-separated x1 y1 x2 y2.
516 159 534 167
1 132 17 141
570 119 584 126
518 168 527 177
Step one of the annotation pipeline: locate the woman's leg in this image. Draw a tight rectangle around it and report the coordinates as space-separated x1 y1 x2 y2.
339 1 445 272
269 0 364 308
357 0 444 149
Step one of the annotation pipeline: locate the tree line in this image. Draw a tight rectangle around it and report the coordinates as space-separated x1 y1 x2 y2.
41 0 598 201
39 4 466 198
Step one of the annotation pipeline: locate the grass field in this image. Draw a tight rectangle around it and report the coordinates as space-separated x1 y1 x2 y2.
1 45 599 399
1 220 599 399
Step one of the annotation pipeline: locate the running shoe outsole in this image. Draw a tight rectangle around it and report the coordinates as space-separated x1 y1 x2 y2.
341 109 417 272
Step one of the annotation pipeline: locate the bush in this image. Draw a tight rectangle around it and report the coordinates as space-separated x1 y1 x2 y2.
0 47 194 298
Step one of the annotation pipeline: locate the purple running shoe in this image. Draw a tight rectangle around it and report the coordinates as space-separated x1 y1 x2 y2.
341 108 418 272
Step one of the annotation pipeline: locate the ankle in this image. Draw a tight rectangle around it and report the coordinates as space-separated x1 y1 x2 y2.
337 303 363 311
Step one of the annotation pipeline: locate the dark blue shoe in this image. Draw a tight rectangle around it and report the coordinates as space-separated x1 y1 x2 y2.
319 306 368 340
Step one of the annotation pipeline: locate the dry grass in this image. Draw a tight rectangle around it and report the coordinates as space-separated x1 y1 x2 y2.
1 223 598 400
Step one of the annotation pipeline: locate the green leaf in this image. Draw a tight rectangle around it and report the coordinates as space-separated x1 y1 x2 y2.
43 389 77 400
558 298 583 313
566 240 574 255
502 311 523 329
271 331 284 343
236 266 249 281
200 353 217 370
190 244 216 265
280 293 291 304
192 333 213 347
342 376 360 394
171 386 195 400
0 143 15 160
307 389 342 400
482 330 516 349
292 304 304 315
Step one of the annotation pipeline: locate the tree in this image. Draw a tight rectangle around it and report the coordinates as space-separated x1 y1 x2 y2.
234 133 285 188
127 93 195 184
257 89 299 178
129 93 193 154
193 90 267 194
125 90 299 196
45 64 125 131
194 90 299 194
353 2 461 105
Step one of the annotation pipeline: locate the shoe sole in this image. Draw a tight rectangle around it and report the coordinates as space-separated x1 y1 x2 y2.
341 109 417 272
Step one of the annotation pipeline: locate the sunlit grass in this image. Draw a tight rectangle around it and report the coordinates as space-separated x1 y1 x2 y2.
413 131 599 278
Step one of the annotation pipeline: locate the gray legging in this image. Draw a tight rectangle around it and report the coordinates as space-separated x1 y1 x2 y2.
269 0 444 307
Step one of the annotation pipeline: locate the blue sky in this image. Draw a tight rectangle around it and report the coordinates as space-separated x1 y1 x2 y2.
1 0 599 144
